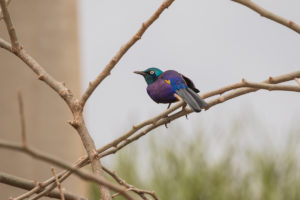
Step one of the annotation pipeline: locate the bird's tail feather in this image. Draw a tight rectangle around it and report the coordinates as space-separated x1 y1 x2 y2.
187 88 209 109
176 88 208 113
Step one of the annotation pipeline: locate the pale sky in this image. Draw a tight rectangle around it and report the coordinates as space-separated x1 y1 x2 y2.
78 0 300 152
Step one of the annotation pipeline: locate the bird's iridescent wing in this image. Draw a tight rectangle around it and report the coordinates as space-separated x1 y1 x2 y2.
180 74 200 93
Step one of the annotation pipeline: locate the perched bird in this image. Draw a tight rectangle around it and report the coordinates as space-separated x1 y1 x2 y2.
134 67 208 112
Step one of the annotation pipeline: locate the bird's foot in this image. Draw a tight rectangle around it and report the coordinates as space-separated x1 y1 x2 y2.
164 117 171 128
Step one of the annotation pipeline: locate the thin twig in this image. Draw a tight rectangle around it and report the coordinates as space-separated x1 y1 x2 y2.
0 0 11 21
243 79 300 92
0 172 85 200
18 157 88 200
232 0 300 35
0 38 76 110
51 168 65 200
17 91 27 147
103 166 158 200
80 0 175 106
0 0 20 51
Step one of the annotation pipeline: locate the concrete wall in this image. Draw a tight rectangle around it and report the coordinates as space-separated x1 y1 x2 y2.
0 0 87 198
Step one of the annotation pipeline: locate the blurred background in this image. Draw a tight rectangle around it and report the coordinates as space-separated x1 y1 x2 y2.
1 0 300 199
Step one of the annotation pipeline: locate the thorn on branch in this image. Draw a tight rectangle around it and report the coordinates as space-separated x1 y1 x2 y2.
37 74 44 80
134 35 141 40
132 125 137 130
269 76 274 83
59 89 69 98
218 96 225 103
68 120 80 129
111 58 118 64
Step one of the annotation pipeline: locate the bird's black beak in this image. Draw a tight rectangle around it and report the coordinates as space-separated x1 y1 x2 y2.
134 71 146 76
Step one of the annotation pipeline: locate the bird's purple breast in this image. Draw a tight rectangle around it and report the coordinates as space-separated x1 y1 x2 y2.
146 79 177 104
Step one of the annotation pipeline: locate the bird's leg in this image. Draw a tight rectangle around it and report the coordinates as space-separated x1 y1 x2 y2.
185 114 189 120
167 103 172 109
174 94 188 119
164 116 171 128
182 103 189 119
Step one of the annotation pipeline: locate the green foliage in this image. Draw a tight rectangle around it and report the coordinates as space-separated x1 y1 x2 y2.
90 123 300 200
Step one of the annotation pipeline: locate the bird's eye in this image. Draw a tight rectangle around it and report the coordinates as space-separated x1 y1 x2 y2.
150 71 155 75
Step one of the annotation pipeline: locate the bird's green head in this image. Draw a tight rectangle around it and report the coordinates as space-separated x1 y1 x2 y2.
134 67 163 85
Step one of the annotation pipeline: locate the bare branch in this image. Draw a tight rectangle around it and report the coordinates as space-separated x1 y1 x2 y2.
242 79 300 92
103 166 158 200
0 38 76 110
51 168 65 200
0 172 85 200
232 0 300 35
0 0 20 52
80 0 175 106
0 37 11 51
0 0 11 21
17 91 27 147
0 141 137 200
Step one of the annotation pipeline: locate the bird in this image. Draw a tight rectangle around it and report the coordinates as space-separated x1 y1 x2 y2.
134 67 208 112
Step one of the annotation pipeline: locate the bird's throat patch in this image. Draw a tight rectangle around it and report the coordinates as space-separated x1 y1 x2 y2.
165 80 171 85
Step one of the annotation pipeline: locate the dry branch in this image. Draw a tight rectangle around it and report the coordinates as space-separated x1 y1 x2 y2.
232 0 300 34
17 91 27 147
0 0 20 51
103 166 158 200
80 0 175 106
0 141 137 200
51 168 65 200
0 0 11 21
0 172 85 200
